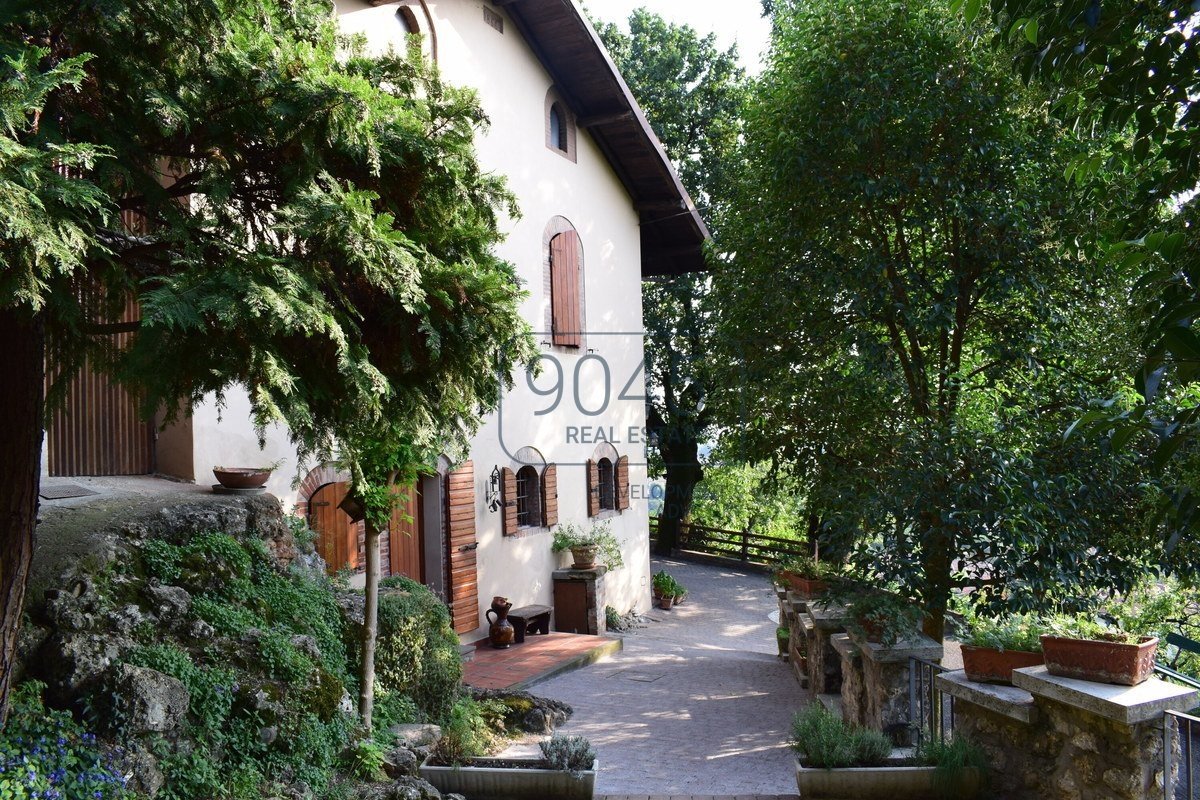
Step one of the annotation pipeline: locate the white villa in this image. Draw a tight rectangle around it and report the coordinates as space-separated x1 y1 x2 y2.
39 0 708 643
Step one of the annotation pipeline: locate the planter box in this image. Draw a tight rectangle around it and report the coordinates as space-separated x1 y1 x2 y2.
961 645 1044 685
420 756 596 799
781 571 829 597
1040 635 1158 686
795 758 980 799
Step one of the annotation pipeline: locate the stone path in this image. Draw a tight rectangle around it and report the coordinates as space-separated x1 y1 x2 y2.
505 558 808 796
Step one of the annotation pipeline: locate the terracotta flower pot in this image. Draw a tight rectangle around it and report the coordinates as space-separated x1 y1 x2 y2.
659 595 674 610
673 591 687 606
961 644 1045 685
1040 635 1159 686
212 467 272 490
857 617 885 644
793 576 829 596
570 545 598 570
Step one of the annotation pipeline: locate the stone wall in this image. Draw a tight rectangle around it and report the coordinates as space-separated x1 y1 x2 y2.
939 667 1195 800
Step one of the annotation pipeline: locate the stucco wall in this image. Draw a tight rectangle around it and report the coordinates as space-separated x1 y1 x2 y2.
180 0 652 640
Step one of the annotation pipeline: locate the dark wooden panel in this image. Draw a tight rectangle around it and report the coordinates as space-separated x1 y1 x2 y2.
47 292 154 476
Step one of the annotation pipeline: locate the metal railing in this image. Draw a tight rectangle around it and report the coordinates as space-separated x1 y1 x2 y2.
1166 709 1199 799
909 656 954 746
649 518 808 566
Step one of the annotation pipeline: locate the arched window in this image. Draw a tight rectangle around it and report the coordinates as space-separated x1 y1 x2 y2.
545 89 576 161
597 458 616 511
549 104 567 152
515 465 542 528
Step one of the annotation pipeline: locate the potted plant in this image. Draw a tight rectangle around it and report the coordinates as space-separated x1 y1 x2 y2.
1040 613 1159 686
672 576 688 605
212 458 283 490
652 570 677 608
960 613 1045 685
776 555 839 596
847 592 923 646
421 732 597 799
792 705 983 799
551 521 623 571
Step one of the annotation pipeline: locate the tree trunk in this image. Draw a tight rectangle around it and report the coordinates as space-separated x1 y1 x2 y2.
919 513 952 644
358 517 381 732
0 308 45 728
654 438 702 557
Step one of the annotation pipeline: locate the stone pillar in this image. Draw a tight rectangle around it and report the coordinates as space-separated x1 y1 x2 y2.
551 567 606 635
805 602 848 695
854 632 942 739
833 633 866 726
937 665 1198 800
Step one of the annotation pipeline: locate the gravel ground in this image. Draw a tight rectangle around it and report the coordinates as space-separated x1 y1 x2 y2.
501 557 809 796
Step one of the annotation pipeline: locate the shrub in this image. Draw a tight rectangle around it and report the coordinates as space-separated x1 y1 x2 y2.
1045 613 1141 644
0 681 129 800
791 704 892 769
344 738 387 782
361 576 462 721
192 596 263 637
429 697 497 766
917 736 988 798
539 734 596 778
965 612 1043 653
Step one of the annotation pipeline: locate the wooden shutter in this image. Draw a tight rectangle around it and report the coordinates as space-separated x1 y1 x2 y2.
500 467 518 535
586 459 600 517
616 455 630 511
541 464 558 527
445 462 479 634
550 230 581 348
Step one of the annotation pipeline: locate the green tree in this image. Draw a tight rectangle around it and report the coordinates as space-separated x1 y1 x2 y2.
719 0 1154 637
974 0 1200 559
594 10 745 555
0 0 533 725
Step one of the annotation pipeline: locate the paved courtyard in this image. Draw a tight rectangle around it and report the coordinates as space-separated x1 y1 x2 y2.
506 557 807 796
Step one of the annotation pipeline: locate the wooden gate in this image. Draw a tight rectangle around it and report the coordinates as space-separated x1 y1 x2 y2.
45 293 154 476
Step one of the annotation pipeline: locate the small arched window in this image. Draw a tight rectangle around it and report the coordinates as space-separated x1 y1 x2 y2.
515 465 542 528
549 104 567 152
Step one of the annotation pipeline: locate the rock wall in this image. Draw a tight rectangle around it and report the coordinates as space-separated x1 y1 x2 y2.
940 667 1196 800
956 695 1169 800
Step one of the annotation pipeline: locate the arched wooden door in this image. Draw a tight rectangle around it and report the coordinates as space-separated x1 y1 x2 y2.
388 483 424 582
309 482 359 574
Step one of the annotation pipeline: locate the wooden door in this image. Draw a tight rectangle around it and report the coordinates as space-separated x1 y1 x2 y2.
388 483 424 581
46 293 154 476
309 482 359 574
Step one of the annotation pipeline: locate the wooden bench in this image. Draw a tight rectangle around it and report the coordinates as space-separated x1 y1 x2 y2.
508 604 552 644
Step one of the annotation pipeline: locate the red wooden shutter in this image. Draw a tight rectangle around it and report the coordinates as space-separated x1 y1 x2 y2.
501 467 518 535
586 459 600 517
550 230 581 348
541 464 558 527
616 455 630 511
445 462 479 634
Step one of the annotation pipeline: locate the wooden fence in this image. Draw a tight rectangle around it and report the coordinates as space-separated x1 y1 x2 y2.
649 518 807 566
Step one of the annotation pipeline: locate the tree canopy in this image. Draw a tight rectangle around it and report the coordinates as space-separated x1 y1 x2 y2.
717 0 1158 634
595 9 746 554
0 0 532 723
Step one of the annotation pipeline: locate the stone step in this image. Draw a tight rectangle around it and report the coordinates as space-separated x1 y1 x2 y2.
816 692 842 717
